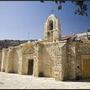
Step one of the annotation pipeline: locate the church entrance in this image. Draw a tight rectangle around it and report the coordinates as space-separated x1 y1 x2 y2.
28 59 34 75
81 55 90 79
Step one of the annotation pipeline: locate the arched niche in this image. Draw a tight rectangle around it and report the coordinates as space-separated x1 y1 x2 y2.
6 49 19 73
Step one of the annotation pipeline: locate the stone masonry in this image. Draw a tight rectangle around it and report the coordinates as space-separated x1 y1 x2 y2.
0 14 90 81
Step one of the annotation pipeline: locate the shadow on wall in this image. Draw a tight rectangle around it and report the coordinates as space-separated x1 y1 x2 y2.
64 78 90 82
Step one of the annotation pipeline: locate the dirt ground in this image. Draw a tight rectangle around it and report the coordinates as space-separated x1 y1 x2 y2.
0 72 90 89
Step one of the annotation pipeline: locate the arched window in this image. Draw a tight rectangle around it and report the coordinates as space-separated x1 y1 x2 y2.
48 20 53 30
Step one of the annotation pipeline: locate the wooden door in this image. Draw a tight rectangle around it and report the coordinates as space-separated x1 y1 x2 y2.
82 58 90 79
28 59 33 75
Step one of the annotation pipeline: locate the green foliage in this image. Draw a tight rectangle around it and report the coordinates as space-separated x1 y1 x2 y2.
40 0 88 16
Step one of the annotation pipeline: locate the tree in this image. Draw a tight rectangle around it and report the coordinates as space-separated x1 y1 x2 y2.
40 0 88 16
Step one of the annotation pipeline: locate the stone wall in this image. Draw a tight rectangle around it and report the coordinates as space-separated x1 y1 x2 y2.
1 47 20 73
5 48 14 73
1 48 8 72
5 48 19 73
35 43 44 77
0 42 40 77
76 42 90 79
19 42 39 76
41 41 67 80
1 40 90 81
66 42 90 80
66 42 77 80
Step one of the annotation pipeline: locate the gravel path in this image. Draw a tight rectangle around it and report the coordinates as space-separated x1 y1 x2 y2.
0 72 90 89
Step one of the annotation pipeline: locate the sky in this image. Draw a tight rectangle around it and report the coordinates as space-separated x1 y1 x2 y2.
0 1 90 40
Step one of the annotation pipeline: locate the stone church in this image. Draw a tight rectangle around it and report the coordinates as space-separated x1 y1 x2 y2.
0 14 90 81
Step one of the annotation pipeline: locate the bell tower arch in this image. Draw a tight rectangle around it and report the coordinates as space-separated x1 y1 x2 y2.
44 14 61 42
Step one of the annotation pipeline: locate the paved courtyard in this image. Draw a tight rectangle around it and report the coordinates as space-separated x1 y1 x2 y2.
0 72 90 89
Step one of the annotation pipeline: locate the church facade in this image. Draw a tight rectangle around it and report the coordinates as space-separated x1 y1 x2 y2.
0 14 90 81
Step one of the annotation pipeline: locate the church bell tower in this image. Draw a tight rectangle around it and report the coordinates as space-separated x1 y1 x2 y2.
44 14 61 42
